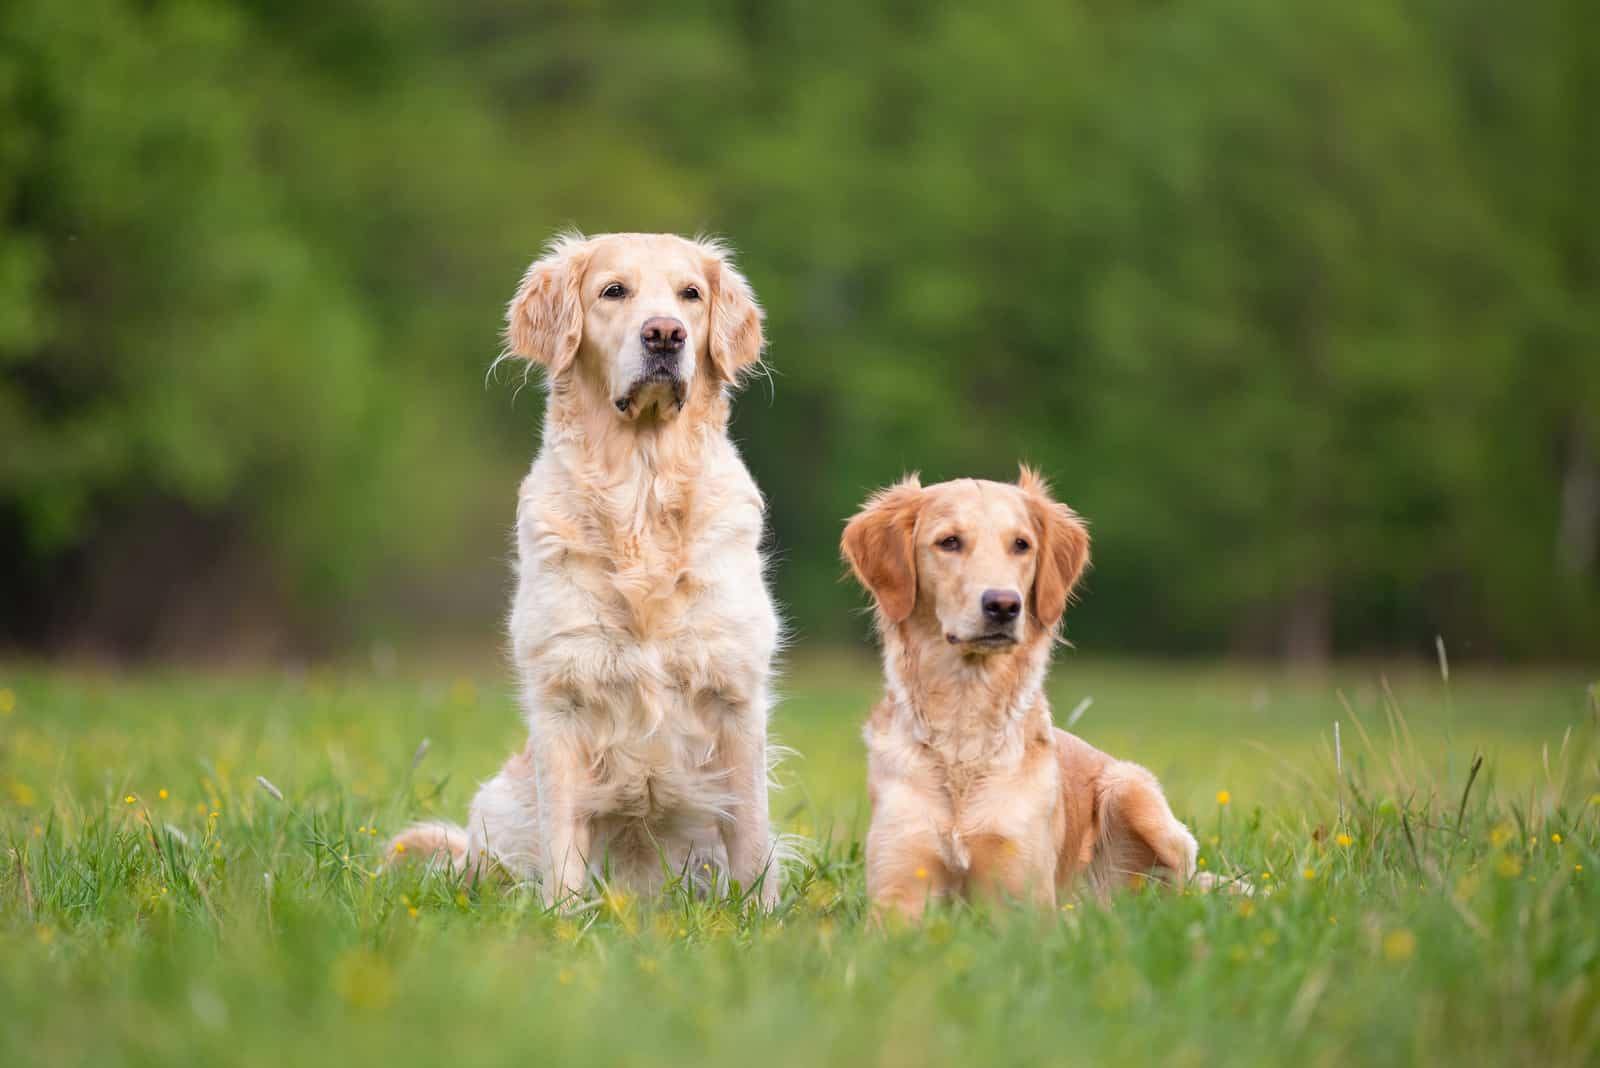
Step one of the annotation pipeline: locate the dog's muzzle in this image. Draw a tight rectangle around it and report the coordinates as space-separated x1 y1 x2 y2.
615 357 688 414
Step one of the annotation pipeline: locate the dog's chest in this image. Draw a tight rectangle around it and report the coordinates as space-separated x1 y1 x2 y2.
518 511 773 825
514 449 776 820
878 712 1056 871
522 472 767 641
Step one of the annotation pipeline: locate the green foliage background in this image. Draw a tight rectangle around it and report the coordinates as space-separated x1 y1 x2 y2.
1 0 1596 658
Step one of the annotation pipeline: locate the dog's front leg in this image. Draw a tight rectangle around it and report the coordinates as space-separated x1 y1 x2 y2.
714 709 778 909
533 723 592 908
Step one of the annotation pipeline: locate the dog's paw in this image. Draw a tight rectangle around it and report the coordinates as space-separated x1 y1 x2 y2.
1190 871 1256 895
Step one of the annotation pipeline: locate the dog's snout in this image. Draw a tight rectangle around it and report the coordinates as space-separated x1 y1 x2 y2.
981 589 1022 624
640 317 687 356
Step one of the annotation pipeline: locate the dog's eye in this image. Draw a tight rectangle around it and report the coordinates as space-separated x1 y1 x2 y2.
681 286 701 302
1013 538 1031 553
938 535 962 552
601 283 627 300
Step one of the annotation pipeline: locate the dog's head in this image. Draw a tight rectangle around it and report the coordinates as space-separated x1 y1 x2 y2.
505 232 764 420
842 468 1090 653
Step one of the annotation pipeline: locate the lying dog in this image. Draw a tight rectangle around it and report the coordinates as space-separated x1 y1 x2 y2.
842 469 1200 919
393 233 784 907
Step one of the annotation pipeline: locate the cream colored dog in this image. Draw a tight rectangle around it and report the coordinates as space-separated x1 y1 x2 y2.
842 470 1200 920
393 232 783 907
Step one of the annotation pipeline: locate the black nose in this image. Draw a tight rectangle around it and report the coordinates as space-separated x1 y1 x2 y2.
981 589 1022 624
641 317 687 356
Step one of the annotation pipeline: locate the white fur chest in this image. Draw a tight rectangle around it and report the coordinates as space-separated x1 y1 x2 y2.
508 447 778 825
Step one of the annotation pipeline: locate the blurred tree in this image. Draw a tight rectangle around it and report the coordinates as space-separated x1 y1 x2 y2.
0 0 521 653
1062 0 1531 661
1420 0 1600 655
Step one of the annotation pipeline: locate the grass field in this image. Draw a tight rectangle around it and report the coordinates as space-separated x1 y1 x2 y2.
3 651 1598 1066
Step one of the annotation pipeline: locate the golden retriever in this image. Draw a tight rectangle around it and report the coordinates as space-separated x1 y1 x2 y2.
393 232 784 907
842 469 1200 919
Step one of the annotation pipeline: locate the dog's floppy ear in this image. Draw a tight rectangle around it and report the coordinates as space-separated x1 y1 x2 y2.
506 233 591 377
1018 465 1090 629
841 476 925 624
698 239 765 383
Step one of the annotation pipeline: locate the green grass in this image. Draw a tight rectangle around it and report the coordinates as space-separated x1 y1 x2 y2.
3 653 1598 1066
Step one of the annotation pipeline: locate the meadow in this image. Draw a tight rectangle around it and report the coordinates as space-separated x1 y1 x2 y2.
2 652 1597 1066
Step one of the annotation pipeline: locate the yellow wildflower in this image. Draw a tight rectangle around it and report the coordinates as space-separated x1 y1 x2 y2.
124 795 137 805
1335 833 1353 848
1198 856 1208 868
1550 833 1562 845
603 888 637 932
914 866 929 880
1302 867 1317 881
394 842 406 854
158 789 168 800
1489 825 1512 847
1382 928 1416 962
407 907 419 919
1216 790 1231 806
1496 855 1522 879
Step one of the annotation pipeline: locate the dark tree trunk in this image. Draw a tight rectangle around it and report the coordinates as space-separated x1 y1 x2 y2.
1281 583 1332 665
1556 414 1598 580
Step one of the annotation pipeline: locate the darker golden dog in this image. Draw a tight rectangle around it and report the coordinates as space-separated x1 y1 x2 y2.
843 469 1201 919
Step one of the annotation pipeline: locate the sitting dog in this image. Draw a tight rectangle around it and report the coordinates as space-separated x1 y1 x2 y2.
841 468 1200 919
392 233 784 907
